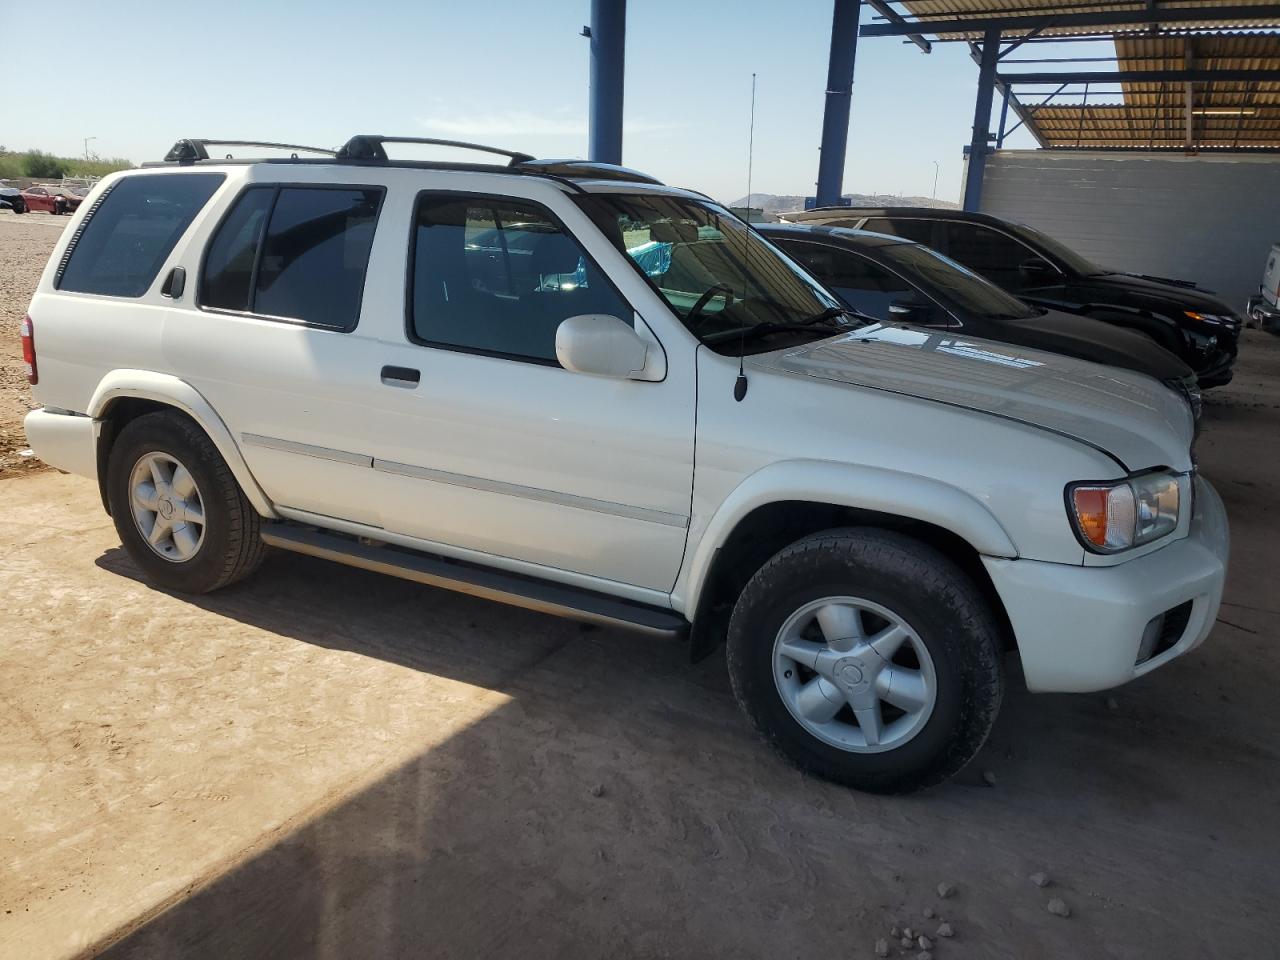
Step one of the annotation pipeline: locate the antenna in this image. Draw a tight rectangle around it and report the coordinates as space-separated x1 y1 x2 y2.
734 72 757 403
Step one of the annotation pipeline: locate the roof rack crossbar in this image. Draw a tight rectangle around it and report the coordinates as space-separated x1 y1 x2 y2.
164 139 337 163
336 135 535 165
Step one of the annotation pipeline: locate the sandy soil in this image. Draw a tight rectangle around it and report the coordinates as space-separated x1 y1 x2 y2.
0 211 65 477
0 225 1278 957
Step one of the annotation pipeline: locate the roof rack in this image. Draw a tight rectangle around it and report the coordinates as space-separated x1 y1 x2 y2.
516 159 663 184
150 135 668 190
164 139 337 163
336 135 534 165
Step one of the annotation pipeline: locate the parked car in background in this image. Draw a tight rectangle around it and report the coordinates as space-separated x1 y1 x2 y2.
61 186 89 212
22 137 1228 794
0 183 26 213
760 224 1201 415
1246 242 1280 335
783 207 1242 387
22 185 73 215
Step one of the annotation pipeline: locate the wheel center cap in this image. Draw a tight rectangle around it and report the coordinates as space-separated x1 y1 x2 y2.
157 498 175 519
834 658 866 688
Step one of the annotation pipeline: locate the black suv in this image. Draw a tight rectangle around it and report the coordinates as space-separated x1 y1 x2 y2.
760 223 1199 413
784 207 1242 387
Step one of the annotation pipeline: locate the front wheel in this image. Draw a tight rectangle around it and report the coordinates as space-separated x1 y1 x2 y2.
726 528 1004 794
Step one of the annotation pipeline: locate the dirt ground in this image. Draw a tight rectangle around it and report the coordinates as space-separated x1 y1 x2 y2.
0 211 65 477
1 215 1279 959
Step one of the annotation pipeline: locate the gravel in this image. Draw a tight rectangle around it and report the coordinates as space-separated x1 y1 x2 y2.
0 214 64 477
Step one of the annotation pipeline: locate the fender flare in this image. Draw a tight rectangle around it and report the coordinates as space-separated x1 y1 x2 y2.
87 370 277 518
673 459 1018 615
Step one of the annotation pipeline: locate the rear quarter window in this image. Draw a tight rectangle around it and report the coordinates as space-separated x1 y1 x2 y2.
56 173 225 297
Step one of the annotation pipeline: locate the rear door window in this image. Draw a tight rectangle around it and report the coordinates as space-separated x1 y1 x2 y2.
200 185 383 330
57 173 225 297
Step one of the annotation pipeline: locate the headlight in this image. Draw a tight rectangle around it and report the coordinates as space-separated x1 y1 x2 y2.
1068 471 1181 553
1183 310 1238 328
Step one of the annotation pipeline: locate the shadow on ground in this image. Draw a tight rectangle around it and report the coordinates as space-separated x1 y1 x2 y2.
90 522 1278 960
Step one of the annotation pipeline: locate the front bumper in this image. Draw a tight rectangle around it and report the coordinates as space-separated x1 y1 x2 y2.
1247 295 1280 334
23 407 97 478
983 476 1229 693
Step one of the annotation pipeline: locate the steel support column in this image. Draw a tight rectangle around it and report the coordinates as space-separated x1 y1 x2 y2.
964 27 1000 212
815 0 860 207
587 0 626 165
996 86 1011 147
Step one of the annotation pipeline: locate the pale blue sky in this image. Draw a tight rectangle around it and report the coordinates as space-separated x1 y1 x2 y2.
1 1 1113 202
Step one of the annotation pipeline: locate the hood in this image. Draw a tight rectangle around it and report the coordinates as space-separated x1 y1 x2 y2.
753 325 1194 472
997 308 1194 382
1077 271 1237 317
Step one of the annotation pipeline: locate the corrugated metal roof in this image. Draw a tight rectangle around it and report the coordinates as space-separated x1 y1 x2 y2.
1019 32 1280 147
893 1 1280 38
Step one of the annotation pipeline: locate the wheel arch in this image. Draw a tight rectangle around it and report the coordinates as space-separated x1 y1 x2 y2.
679 462 1018 662
89 371 276 519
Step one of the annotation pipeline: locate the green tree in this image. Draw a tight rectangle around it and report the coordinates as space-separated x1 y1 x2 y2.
22 150 68 179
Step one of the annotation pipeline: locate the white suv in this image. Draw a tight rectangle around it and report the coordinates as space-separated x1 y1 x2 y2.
22 136 1229 793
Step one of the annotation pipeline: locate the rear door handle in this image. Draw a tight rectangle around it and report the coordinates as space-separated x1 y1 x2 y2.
380 365 420 386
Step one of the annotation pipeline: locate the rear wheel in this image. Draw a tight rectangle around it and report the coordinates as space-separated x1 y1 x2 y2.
107 411 265 593
726 528 1004 794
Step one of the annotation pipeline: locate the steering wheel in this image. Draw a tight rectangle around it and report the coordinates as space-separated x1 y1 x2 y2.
686 283 737 330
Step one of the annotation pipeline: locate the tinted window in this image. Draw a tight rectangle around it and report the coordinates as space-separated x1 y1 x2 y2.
779 240 945 326
942 223 1038 290
862 217 936 245
202 187 273 311
410 195 631 362
58 173 224 297
200 186 382 329
1009 223 1104 277
879 243 1039 320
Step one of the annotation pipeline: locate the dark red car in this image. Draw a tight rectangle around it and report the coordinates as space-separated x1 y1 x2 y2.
21 185 83 215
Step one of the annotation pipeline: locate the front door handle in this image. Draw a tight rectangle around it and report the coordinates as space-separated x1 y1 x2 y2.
380 365 420 386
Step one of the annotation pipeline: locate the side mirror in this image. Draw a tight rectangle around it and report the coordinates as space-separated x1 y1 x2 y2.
556 314 650 379
1020 256 1053 276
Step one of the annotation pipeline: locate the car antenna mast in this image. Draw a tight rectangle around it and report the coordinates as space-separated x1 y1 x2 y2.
735 72 757 403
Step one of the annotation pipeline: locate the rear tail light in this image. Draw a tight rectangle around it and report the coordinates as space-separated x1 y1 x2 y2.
20 315 36 385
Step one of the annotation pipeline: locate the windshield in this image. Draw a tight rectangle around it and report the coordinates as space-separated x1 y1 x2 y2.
576 193 844 353
1010 223 1107 277
881 243 1038 319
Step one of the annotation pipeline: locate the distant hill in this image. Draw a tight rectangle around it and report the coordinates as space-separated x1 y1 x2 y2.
729 192 959 219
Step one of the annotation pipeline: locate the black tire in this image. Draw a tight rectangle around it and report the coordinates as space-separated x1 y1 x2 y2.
726 528 1003 794
107 411 265 594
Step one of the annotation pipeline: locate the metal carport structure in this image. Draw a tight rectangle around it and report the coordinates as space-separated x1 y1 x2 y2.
859 2 1280 209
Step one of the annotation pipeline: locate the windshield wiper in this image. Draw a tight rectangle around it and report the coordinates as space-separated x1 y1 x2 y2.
799 306 847 326
705 319 845 346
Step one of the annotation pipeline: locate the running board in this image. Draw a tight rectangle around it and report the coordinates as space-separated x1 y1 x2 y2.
260 524 689 639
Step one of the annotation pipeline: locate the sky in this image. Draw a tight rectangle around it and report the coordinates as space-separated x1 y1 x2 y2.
0 0 1110 203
